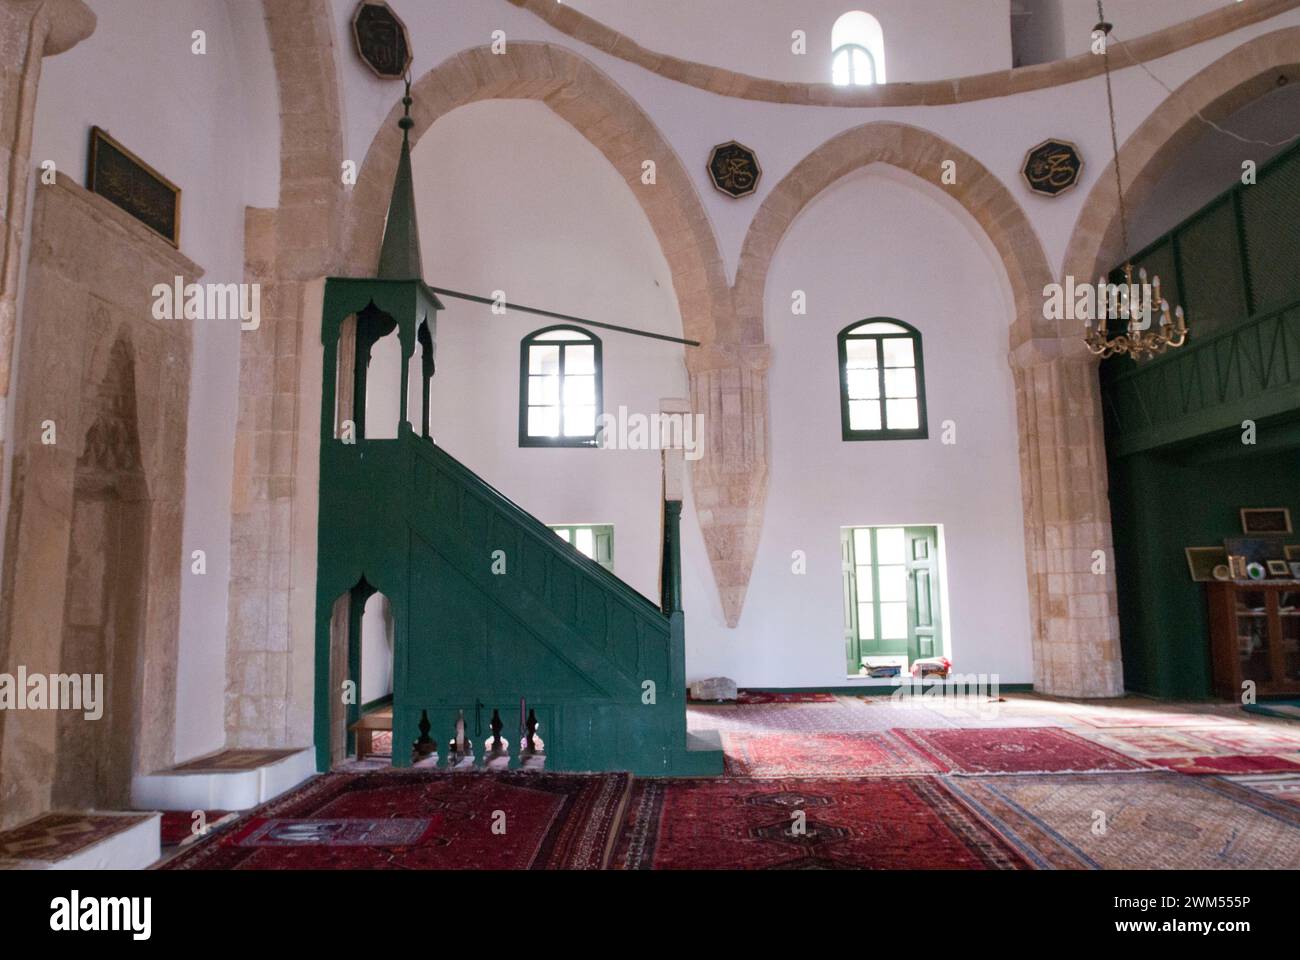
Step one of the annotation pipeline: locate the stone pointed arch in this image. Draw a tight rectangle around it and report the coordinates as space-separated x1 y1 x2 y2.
733 121 1122 697
1063 26 1300 283
345 43 771 628
733 121 1055 348
344 43 731 349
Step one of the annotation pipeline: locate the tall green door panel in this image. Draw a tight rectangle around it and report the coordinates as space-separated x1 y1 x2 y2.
841 529 859 674
905 527 941 663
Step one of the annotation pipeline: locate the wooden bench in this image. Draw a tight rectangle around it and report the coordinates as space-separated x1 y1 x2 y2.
349 708 392 761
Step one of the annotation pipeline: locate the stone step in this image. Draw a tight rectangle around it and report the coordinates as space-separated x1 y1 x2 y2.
132 747 314 812
0 811 160 870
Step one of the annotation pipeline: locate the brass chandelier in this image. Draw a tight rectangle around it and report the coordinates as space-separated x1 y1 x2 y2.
1084 263 1187 360
1083 2 1189 361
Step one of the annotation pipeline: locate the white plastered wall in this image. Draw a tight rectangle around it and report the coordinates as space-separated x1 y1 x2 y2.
682 164 1032 685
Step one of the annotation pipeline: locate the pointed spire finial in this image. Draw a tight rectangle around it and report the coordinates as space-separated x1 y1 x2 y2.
399 75 414 141
377 72 423 281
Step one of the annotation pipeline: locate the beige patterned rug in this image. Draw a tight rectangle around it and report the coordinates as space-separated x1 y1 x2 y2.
941 773 1300 869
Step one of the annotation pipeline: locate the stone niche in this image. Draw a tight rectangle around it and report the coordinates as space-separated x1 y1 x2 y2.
0 174 200 827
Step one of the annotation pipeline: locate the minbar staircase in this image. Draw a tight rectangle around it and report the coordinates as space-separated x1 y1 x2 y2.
313 276 721 777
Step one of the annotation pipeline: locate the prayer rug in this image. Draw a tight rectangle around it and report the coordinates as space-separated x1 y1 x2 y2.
1076 725 1300 760
722 732 938 778
613 777 1028 870
892 727 1152 775
1187 726 1300 753
229 817 436 847
1072 728 1226 759
941 773 1300 869
688 699 956 734
1225 772 1300 805
1146 754 1300 776
735 690 837 705
161 771 630 870
1066 711 1245 729
0 813 154 863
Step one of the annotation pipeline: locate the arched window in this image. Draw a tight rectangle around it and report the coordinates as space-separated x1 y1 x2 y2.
520 325 602 447
838 319 926 440
831 11 886 86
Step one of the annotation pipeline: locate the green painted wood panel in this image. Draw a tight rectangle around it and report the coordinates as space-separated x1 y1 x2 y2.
313 277 717 776
1101 143 1300 700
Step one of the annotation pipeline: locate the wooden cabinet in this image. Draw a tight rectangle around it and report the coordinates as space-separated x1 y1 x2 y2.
1207 580 1300 699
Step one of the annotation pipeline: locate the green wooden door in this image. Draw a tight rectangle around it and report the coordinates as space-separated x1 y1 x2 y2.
905 527 941 663
842 526 943 674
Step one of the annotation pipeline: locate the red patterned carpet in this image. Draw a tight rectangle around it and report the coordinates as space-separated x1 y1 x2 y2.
159 811 236 848
1147 754 1300 775
614 777 1028 869
893 727 1152 775
136 697 1300 870
162 772 629 870
723 732 937 777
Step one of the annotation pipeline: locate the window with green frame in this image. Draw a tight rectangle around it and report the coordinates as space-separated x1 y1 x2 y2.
838 319 927 440
520 325 602 447
548 524 614 573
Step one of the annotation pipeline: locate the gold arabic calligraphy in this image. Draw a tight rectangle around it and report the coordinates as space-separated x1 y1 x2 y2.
1027 148 1079 190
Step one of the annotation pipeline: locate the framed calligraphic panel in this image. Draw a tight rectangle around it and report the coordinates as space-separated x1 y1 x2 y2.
351 1 412 79
86 126 180 247
1241 507 1292 535
707 141 762 199
1021 138 1084 198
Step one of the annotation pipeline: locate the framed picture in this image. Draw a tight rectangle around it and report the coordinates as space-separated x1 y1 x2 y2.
1240 508 1292 535
87 126 180 247
1290 561 1300 579
1267 560 1291 577
1185 546 1228 582
1224 536 1289 566
1286 545 1300 561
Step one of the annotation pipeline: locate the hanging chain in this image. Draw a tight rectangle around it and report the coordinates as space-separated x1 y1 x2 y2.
1097 0 1131 264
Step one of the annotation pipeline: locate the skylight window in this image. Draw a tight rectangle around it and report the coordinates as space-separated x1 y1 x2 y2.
832 11 886 86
